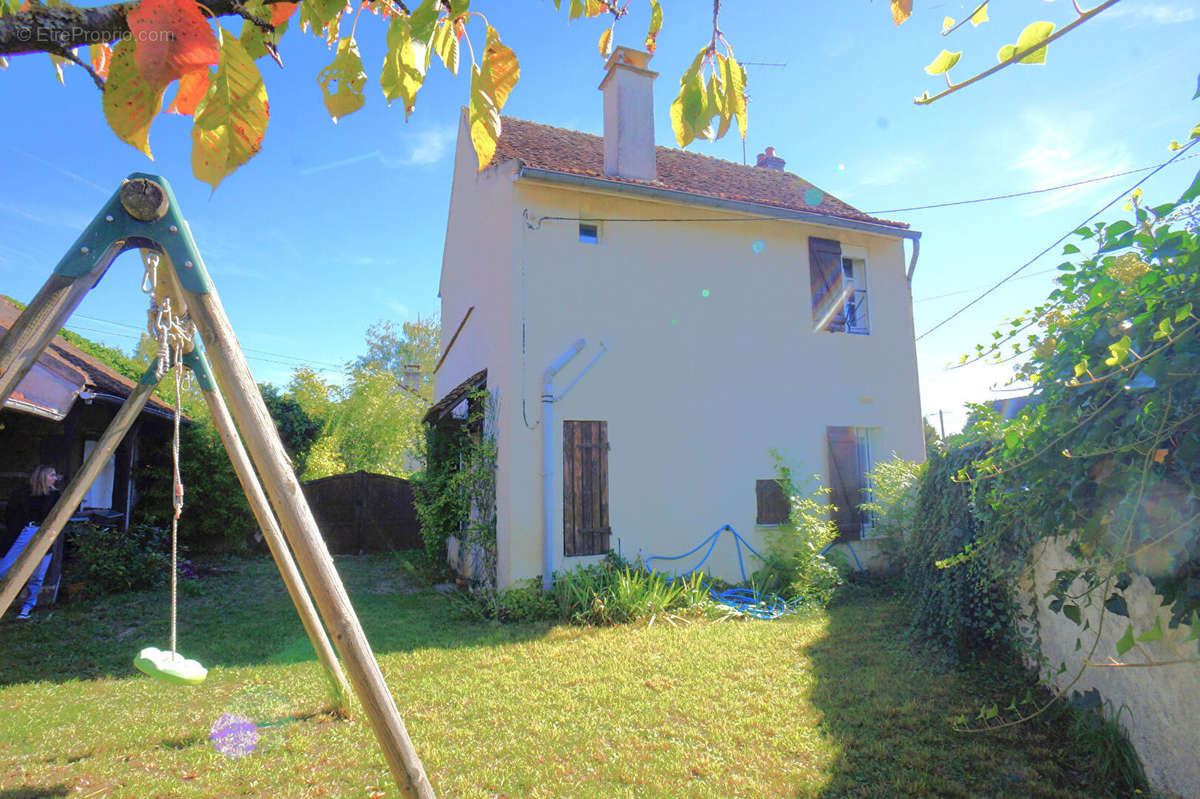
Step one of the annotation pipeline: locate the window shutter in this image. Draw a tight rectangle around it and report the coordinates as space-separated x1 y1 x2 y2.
563 420 611 556
826 426 862 540
809 237 845 332
756 479 789 525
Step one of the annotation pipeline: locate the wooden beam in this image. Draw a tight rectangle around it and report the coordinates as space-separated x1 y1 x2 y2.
0 268 103 408
0 381 154 617
198 382 352 703
185 289 435 799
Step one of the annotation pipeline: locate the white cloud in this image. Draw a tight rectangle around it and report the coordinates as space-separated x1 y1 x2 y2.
300 125 457 176
858 155 927 187
382 298 411 318
1011 110 1133 215
1105 2 1196 25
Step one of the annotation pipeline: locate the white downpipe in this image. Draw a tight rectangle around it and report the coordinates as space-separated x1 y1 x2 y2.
541 339 585 591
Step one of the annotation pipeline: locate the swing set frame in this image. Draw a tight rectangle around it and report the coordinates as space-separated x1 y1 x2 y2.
0 174 435 799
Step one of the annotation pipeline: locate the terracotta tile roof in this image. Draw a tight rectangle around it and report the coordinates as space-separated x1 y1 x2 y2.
1 295 173 414
492 116 909 230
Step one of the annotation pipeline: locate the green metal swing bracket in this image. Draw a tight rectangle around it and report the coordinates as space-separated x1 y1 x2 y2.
52 172 215 296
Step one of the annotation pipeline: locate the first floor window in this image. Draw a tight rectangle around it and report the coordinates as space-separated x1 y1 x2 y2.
826 426 877 540
563 420 610 556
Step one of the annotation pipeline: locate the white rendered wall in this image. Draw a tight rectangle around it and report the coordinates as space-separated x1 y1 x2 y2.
488 180 925 588
1026 539 1200 798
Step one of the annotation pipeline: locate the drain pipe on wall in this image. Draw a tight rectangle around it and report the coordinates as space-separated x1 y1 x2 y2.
541 339 608 590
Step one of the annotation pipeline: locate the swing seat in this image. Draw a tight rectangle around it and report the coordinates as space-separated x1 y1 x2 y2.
134 646 208 686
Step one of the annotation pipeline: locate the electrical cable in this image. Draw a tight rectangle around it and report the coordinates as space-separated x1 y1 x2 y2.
868 152 1200 215
915 139 1200 342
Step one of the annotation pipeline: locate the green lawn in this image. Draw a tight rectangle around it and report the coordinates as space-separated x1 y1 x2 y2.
1 555 1123 798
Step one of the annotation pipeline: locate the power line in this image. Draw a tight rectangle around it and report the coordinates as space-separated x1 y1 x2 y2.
914 268 1058 303
61 324 344 375
915 139 1200 342
869 152 1200 215
67 312 348 370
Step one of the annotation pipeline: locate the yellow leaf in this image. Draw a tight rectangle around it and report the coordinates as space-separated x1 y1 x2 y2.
469 26 519 171
891 0 912 26
971 3 989 26
942 16 955 34
1013 20 1055 65
380 16 428 118
318 36 367 122
725 54 747 139
469 64 501 170
924 50 962 76
598 28 612 58
191 28 269 190
103 38 165 159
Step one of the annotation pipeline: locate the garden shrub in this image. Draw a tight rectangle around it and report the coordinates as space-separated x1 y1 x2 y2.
860 455 925 569
66 522 171 595
754 453 842 607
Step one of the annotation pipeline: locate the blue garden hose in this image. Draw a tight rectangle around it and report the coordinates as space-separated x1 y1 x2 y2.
645 525 804 620
820 540 865 571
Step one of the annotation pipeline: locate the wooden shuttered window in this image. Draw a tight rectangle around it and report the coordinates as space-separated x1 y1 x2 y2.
826 426 863 541
809 237 846 332
756 479 789 525
563 420 611 557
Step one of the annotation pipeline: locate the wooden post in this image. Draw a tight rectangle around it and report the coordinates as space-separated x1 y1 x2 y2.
185 289 435 799
0 382 155 618
198 383 352 702
0 268 104 407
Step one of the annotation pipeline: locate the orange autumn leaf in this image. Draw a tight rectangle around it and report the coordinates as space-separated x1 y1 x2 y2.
90 43 112 80
891 0 913 25
269 2 297 26
127 0 219 86
167 67 210 114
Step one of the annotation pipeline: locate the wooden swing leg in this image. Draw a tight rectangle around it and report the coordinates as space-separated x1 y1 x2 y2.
198 382 352 703
185 290 435 799
0 267 105 406
0 381 156 619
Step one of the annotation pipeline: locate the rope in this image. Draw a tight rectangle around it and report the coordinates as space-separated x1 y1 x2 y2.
170 353 182 655
141 247 193 657
645 525 803 620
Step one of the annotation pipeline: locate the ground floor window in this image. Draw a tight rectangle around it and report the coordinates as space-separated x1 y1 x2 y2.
826 426 877 540
81 439 115 510
563 420 610 557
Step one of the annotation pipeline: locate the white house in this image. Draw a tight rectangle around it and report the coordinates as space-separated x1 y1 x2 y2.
431 47 925 589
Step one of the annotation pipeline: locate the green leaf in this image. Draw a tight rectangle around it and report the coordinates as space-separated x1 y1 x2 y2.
191 28 269 190
1062 243 1080 254
432 19 459 75
924 49 962 76
102 38 165 158
1115 623 1135 656
1013 21 1055 65
670 51 706 148
1154 316 1173 341
725 54 747 140
1175 303 1193 322
645 0 663 52
317 36 367 122
1063 604 1082 625
1104 335 1131 366
408 0 439 42
568 0 583 20
380 15 429 117
1136 616 1164 642
300 0 344 34
1004 430 1020 451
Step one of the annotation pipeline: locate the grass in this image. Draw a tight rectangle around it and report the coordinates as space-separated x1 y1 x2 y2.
0 553 1137 798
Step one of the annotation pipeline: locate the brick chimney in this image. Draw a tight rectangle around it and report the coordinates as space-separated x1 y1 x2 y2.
756 147 786 170
599 46 658 182
400 363 422 393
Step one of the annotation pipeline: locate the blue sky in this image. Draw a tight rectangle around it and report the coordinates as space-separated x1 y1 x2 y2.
1 0 1197 433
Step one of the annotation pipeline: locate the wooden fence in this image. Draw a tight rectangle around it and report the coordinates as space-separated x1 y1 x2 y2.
301 471 421 553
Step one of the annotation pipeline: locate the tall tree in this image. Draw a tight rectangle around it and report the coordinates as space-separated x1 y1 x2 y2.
353 316 440 403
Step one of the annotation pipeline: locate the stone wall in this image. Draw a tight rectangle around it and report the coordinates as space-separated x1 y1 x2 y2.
1026 538 1200 798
